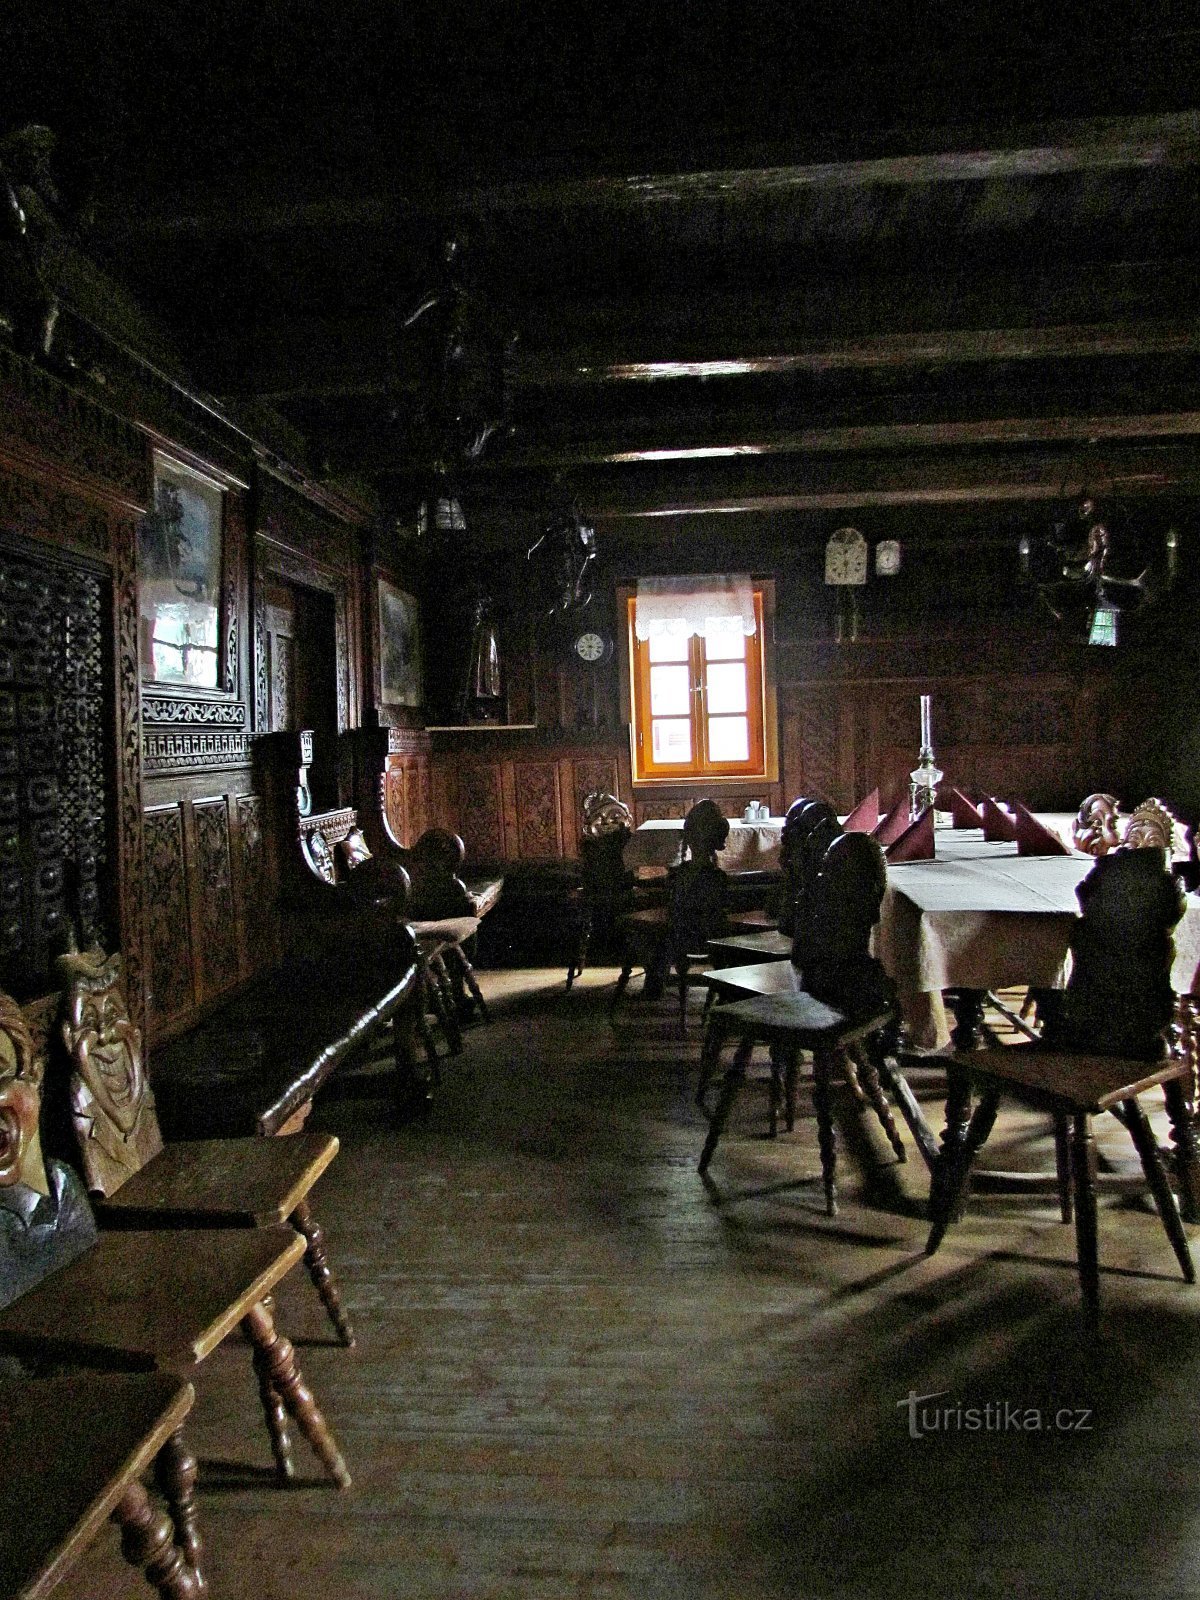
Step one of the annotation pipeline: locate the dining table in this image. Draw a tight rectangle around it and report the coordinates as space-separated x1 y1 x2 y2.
626 814 785 874
876 819 1200 1049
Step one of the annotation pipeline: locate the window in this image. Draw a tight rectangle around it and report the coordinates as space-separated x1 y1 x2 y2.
624 584 777 784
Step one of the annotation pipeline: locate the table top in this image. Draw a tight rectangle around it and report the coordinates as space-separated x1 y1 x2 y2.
627 815 783 872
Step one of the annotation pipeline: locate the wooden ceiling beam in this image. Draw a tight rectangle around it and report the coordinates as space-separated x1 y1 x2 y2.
93 111 1200 241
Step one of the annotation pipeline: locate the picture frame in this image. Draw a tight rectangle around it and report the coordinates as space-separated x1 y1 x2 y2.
138 452 226 690
377 578 423 709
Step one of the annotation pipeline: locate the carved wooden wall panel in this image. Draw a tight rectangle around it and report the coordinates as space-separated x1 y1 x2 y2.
189 799 240 1002
142 805 193 1033
233 793 271 973
513 762 563 860
455 764 505 862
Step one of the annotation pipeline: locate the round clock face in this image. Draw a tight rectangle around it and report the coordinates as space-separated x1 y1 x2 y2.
574 630 608 663
824 527 868 586
875 539 902 577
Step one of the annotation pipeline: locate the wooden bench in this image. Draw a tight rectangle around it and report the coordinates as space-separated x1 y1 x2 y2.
152 809 425 1138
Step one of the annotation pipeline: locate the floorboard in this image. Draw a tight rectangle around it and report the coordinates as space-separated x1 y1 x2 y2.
52 968 1200 1600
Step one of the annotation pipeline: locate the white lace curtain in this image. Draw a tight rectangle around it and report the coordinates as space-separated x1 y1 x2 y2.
634 574 756 641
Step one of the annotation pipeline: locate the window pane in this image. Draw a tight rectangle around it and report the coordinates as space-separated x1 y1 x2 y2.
708 715 749 762
703 627 746 661
648 632 689 662
652 719 692 763
706 662 747 714
650 663 690 716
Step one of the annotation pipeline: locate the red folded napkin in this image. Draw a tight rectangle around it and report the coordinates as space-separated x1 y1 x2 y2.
843 788 880 832
886 805 935 861
871 798 913 847
945 787 984 829
981 797 1018 841
1013 802 1071 856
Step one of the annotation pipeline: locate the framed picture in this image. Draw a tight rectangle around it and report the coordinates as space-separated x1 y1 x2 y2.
138 453 226 689
377 579 423 708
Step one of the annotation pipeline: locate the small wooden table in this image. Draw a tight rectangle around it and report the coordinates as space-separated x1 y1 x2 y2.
0 1371 203 1599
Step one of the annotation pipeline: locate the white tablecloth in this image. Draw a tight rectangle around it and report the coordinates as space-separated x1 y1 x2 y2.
876 830 1200 1047
626 817 784 873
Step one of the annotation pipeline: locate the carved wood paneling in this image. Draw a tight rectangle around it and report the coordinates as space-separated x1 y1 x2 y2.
112 513 147 1033
572 758 620 828
142 806 193 1030
190 799 239 1000
382 764 407 845
514 762 563 859
143 731 251 773
457 765 505 862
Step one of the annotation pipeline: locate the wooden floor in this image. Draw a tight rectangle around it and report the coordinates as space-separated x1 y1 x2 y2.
59 968 1200 1600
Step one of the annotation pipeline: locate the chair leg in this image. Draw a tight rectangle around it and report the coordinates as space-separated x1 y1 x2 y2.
875 1050 939 1171
112 1477 204 1600
699 1035 753 1174
447 942 490 1023
1122 1095 1196 1284
767 1044 783 1137
155 1427 203 1571
677 960 689 1037
784 1047 799 1132
926 1086 1001 1253
696 1014 723 1106
426 954 463 1055
250 1300 294 1484
849 1041 906 1163
1164 1077 1200 1224
291 1197 356 1348
242 1299 352 1489
812 1045 839 1217
1070 1112 1101 1324
1052 1114 1073 1223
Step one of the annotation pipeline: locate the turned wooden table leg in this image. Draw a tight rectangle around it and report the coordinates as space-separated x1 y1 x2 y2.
155 1428 203 1573
812 1044 838 1217
112 1478 205 1599
243 1299 352 1488
291 1197 356 1348
929 990 983 1221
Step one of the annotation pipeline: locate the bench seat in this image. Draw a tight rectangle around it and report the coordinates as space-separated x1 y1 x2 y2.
151 940 421 1140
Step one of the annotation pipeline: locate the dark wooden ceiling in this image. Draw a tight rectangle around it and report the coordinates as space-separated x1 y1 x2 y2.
7 2 1200 549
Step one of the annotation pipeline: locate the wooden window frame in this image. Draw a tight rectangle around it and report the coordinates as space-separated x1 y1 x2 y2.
619 579 779 788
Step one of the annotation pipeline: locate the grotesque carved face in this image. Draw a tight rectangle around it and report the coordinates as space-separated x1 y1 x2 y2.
342 827 373 869
62 969 145 1137
306 829 336 883
1073 793 1122 857
0 1076 38 1187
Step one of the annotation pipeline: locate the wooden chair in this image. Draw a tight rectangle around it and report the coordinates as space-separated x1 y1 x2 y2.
1 1371 204 1599
565 790 639 988
53 941 357 1349
698 833 938 1207
613 800 757 1032
0 991 351 1491
926 845 1200 1323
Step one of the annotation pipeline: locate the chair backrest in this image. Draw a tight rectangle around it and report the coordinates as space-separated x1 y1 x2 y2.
1072 792 1122 856
1123 796 1178 853
580 790 633 842
406 829 475 919
796 832 894 1021
56 945 163 1199
680 799 729 866
0 989 96 1310
668 858 729 958
1042 844 1184 1060
782 799 842 950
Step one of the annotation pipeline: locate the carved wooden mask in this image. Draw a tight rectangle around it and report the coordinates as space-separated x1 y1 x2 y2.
0 993 47 1197
57 946 163 1197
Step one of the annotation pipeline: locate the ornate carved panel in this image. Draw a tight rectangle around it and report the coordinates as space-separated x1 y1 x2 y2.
0 344 146 505
142 806 193 1029
457 765 505 862
514 762 563 859
112 515 146 1033
141 697 246 726
382 764 407 846
270 630 295 731
234 793 269 974
255 535 352 733
797 689 840 803
191 799 239 999
0 539 114 1000
143 730 251 774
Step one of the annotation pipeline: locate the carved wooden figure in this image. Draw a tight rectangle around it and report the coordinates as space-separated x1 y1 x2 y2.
56 944 357 1348
1123 796 1179 854
1072 792 1122 856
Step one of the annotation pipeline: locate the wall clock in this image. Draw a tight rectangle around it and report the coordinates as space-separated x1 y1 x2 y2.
875 539 902 577
824 527 869 586
573 629 613 665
